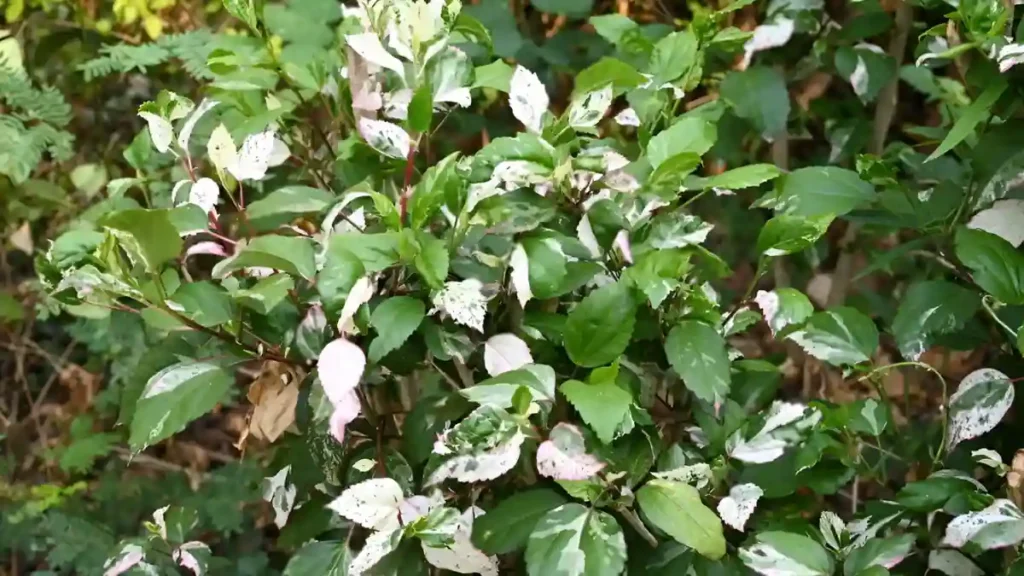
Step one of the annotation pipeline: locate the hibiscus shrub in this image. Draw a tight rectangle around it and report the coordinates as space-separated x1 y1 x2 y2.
34 0 1024 574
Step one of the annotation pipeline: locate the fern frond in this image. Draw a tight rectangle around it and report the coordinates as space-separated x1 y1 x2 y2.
78 30 218 81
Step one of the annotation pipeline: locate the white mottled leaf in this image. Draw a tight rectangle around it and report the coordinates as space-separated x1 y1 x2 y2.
754 288 813 336
206 124 237 174
742 18 795 68
510 65 549 133
326 478 405 531
928 549 983 576
973 448 1005 471
184 241 227 259
942 499 1024 550
728 402 816 464
614 107 640 127
484 333 533 376
948 368 1014 449
819 511 846 551
428 430 524 485
968 199 1024 247
567 84 613 129
717 483 762 531
431 279 489 333
317 338 367 405
576 214 602 258
177 99 219 152
346 32 406 77
103 543 145 576
173 541 210 575
740 531 833 576
358 117 411 159
349 528 401 576
139 112 174 154
261 466 297 529
536 423 605 481
509 243 533 308
338 275 376 335
186 178 220 214
227 129 275 181
653 463 713 489
421 508 499 576
268 137 290 167
998 43 1024 73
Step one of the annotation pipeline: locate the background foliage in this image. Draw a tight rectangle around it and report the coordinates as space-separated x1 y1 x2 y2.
3 0 1024 574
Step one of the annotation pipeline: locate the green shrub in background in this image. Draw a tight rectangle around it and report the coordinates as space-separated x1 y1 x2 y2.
5 0 1024 573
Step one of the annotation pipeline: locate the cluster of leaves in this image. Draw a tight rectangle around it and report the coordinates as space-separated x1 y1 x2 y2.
7 0 1024 573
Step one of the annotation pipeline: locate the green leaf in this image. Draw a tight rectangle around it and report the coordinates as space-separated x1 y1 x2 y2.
624 249 691 308
0 292 24 323
213 235 317 280
413 232 449 289
101 208 183 271
472 60 514 92
129 360 236 451
247 186 334 221
636 480 726 560
329 232 401 273
574 57 647 96
648 31 699 86
167 281 235 328
927 78 1007 162
70 163 108 197
531 0 593 16
647 117 717 170
560 378 633 444
463 364 557 409
472 489 568 554
891 280 980 360
844 534 914 575
525 504 626 576
787 307 879 366
955 227 1024 304
410 152 460 230
835 45 897 104
235 273 295 314
757 214 833 256
369 297 426 362
740 531 833 575
684 164 782 191
563 280 636 367
755 288 813 335
720 67 790 139
776 167 875 217
223 0 261 33
589 14 637 45
408 83 434 134
665 320 731 403
284 541 349 576
522 236 568 298
647 153 703 197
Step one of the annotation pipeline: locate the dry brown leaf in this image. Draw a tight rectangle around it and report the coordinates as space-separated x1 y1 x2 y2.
245 362 302 444
795 73 833 111
1009 450 1024 508
59 364 101 414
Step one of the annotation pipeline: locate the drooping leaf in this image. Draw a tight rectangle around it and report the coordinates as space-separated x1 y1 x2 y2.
213 235 317 280
927 78 1007 162
483 333 534 376
101 209 183 271
775 167 874 218
942 499 1024 550
955 227 1024 304
890 280 980 360
720 67 789 140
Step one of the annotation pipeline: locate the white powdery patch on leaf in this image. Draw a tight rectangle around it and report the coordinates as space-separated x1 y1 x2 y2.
227 129 275 181
614 107 640 127
428 430 525 485
967 199 1024 247
742 18 795 68
717 483 763 531
327 478 406 532
138 112 174 154
186 177 220 215
536 423 605 481
942 499 1024 550
103 544 145 576
948 368 1014 449
509 243 533 308
483 333 533 376
422 508 500 576
431 279 489 332
261 465 297 529
509 65 549 133
358 117 411 159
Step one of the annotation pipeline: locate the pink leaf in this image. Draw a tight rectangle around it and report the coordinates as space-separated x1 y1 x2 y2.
317 338 367 406
329 389 362 443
